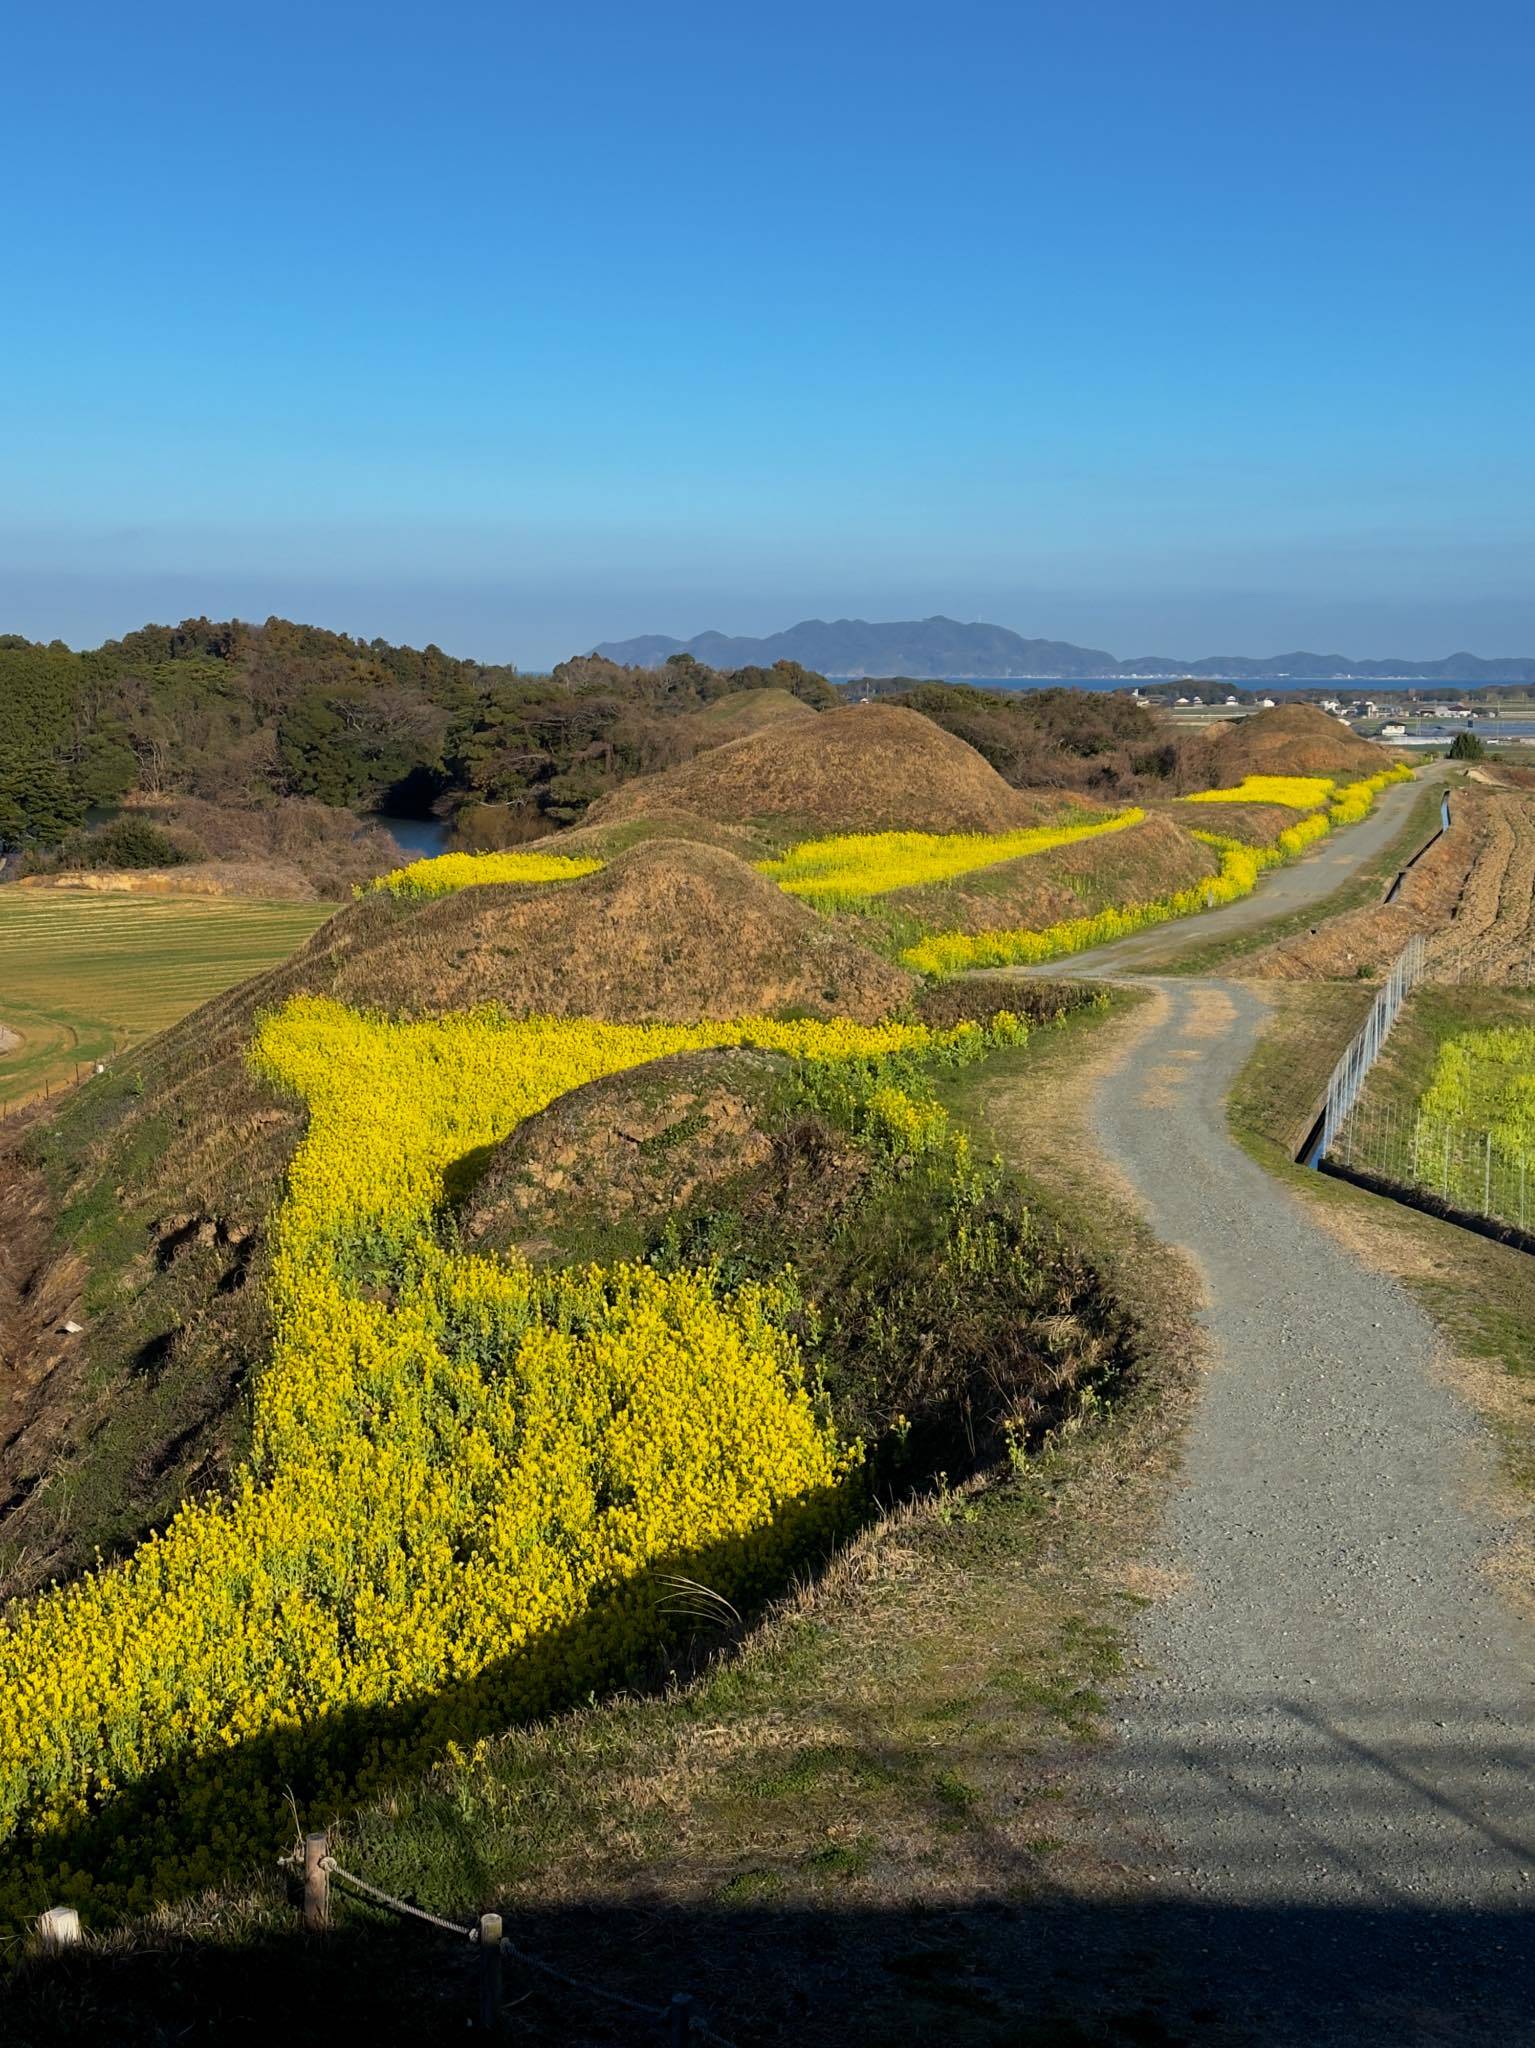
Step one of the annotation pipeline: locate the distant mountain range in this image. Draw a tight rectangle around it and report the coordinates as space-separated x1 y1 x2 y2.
591 616 1535 685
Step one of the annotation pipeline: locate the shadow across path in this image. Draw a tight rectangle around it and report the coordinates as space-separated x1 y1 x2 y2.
11 1889 1535 2046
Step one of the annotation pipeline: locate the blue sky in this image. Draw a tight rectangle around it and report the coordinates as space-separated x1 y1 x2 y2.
5 0 1533 667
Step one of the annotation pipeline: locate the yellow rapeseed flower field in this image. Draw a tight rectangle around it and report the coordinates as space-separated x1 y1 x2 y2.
0 995 1026 1914
755 811 1144 905
1177 773 1339 810
902 768 1411 976
1419 1024 1535 1167
372 849 605 898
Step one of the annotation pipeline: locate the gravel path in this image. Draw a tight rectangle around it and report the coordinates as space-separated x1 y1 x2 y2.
1064 976 1535 2040
1014 766 1440 978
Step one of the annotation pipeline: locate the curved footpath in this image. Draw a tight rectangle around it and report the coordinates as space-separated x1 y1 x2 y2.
1014 772 1535 2044
1030 765 1440 977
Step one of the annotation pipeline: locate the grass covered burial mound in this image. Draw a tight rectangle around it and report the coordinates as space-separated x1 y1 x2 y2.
0 837 910 1601
869 808 1222 940
1193 704 1401 784
585 702 1079 838
331 838 915 1021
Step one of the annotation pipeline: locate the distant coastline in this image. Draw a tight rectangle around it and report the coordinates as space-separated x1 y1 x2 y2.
593 616 1535 686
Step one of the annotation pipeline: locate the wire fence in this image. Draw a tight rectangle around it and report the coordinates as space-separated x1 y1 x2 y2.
1314 932 1428 1160
1329 1094 1534 1240
0 1059 106 1127
1421 949 1535 990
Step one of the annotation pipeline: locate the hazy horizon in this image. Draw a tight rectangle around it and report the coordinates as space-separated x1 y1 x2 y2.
8 569 1535 675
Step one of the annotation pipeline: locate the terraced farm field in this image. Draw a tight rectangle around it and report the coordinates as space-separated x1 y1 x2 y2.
0 890 333 1111
1427 786 1535 984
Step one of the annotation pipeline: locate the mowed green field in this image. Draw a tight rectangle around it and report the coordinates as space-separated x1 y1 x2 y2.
0 890 334 1112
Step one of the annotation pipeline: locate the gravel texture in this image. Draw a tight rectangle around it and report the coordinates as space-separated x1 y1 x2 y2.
1076 974 1535 2042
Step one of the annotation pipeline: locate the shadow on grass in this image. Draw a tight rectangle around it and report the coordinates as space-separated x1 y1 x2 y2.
0 1489 863 1930
12 1686 1535 2044
12 1890 1535 2047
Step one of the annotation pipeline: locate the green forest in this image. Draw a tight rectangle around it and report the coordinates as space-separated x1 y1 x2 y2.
0 619 838 852
0 619 1190 862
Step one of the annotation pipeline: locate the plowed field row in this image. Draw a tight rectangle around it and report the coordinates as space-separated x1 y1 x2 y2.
1423 789 1535 985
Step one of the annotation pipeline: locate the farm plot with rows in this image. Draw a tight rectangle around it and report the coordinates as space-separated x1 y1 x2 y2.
1425 786 1535 986
0 891 333 1111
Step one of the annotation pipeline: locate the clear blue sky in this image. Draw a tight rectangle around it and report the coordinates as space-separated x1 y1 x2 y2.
5 0 1533 668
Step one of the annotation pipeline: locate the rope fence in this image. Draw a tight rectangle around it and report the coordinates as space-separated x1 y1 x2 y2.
286 1829 742 2042
30 1828 742 2040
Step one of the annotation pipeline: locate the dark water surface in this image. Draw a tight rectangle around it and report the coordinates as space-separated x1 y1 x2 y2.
375 815 453 860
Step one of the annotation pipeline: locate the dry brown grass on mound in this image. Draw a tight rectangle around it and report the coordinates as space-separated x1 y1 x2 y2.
530 805 765 862
1162 798 1303 847
327 838 915 1022
1190 704 1400 784
460 1048 791 1261
674 687 818 747
584 702 1075 838
874 813 1220 937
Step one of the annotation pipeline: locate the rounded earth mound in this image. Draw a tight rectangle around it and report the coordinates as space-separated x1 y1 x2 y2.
582 703 1070 837
327 838 915 1022
1194 705 1399 784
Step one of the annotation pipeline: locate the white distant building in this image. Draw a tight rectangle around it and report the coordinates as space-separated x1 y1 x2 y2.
1224 694 1240 706
1259 696 1277 708
1381 723 1407 738
1320 698 1341 712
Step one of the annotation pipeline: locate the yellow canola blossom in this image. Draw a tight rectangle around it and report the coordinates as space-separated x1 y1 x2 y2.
1177 773 1338 810
1419 1024 1535 1167
902 767 1412 976
756 811 1144 905
0 997 1020 1907
372 849 605 899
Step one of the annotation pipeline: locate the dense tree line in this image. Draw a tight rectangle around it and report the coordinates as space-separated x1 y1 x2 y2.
0 640 140 847
0 618 838 850
860 681 1186 798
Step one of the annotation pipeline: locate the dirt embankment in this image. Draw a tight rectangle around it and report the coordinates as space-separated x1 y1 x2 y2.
0 1135 87 1591
1247 783 1535 983
14 863 311 900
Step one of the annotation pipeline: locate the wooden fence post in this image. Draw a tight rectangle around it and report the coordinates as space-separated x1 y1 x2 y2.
478 1913 503 2031
36 1905 82 1953
303 1831 330 1931
669 1991 695 2043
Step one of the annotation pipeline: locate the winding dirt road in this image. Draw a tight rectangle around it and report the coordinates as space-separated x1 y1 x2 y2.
1016 775 1535 2042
